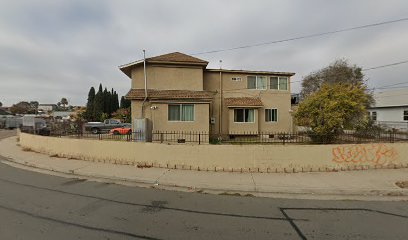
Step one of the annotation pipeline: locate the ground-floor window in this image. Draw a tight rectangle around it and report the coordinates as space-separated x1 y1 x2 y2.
234 109 255 123
370 111 377 121
265 109 278 122
168 104 194 121
404 110 408 121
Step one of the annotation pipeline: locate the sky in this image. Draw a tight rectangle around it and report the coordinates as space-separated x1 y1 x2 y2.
1 0 408 106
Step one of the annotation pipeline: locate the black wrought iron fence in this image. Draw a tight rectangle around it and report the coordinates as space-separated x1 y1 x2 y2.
22 127 408 145
376 121 408 131
152 130 408 145
152 131 209 144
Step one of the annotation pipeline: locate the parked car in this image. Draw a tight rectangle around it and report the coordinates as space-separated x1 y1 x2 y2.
84 119 128 134
109 124 132 135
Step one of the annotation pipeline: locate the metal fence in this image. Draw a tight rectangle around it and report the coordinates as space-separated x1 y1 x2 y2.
46 129 146 142
22 127 408 145
152 131 408 145
376 121 408 131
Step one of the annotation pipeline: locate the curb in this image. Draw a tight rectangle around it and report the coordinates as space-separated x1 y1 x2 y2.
1 154 407 202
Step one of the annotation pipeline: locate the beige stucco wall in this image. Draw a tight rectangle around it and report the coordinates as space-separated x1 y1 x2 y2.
131 64 204 90
131 100 210 133
204 71 292 135
20 133 408 172
152 102 209 132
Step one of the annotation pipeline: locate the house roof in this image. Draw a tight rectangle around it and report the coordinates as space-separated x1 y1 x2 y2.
369 89 408 109
148 52 208 64
225 97 263 107
125 89 214 101
119 52 208 78
206 69 295 76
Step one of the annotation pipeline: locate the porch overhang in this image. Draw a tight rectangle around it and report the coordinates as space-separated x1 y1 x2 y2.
225 97 263 108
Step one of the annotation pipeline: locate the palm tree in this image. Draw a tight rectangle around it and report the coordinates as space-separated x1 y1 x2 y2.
60 98 68 110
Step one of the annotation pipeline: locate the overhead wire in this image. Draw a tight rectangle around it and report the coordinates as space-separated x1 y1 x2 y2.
362 60 408 71
191 17 408 55
188 17 408 92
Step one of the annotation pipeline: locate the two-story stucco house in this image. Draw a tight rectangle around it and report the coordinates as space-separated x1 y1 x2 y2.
120 52 295 141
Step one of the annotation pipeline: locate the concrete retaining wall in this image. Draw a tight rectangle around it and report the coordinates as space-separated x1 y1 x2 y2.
19 132 408 173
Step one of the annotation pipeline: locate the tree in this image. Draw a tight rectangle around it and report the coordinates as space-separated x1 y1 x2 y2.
10 101 33 114
93 86 104 121
29 101 39 114
60 98 68 110
120 96 131 108
84 87 96 121
300 59 373 106
84 83 121 121
111 90 119 114
295 83 370 143
102 87 109 114
0 101 3 107
112 108 131 123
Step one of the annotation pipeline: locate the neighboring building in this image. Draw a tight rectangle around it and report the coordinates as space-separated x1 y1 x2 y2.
291 93 301 105
120 52 295 141
52 111 73 120
38 104 57 112
368 89 408 130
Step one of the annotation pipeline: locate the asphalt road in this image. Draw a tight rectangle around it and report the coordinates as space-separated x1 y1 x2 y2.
0 130 407 239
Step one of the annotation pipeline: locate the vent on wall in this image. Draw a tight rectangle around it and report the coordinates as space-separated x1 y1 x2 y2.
231 77 241 81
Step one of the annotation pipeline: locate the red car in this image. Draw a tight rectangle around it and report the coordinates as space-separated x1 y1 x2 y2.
109 126 132 135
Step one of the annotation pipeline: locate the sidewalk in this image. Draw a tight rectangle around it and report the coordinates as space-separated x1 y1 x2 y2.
1 136 407 201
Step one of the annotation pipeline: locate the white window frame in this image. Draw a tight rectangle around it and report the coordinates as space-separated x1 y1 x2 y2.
231 77 242 81
168 104 195 122
265 108 278 122
233 108 255 123
247 76 267 90
270 76 288 90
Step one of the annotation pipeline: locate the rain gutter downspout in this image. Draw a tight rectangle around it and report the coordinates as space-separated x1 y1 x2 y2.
219 61 223 134
141 50 148 118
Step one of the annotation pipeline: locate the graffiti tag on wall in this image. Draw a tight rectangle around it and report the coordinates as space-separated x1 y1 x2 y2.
332 144 398 166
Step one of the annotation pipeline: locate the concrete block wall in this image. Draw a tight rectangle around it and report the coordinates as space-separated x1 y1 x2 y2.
19 133 408 173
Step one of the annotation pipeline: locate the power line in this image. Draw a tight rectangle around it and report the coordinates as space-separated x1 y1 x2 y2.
289 59 408 86
374 80 408 89
362 60 408 71
191 17 408 55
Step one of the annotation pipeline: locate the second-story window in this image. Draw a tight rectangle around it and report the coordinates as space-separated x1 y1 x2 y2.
247 76 267 90
404 110 408 121
270 77 288 90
